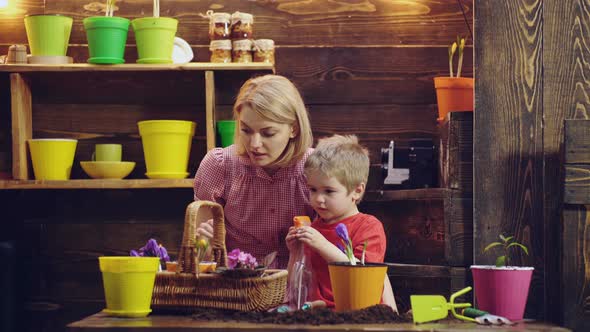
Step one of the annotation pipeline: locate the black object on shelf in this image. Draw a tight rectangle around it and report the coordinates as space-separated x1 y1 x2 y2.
381 139 438 189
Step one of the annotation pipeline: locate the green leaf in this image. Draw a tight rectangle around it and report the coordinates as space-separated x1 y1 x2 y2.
504 236 514 243
483 242 502 252
495 255 506 267
507 242 529 255
499 234 506 242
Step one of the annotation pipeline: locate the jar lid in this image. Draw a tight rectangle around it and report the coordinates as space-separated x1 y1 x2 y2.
210 12 231 23
232 39 253 51
231 11 254 25
210 40 232 50
253 39 274 50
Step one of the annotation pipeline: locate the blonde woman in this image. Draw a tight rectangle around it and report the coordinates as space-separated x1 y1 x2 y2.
194 75 315 268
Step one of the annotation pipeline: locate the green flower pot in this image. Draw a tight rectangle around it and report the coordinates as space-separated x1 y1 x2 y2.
84 16 130 64
131 17 178 64
24 15 73 56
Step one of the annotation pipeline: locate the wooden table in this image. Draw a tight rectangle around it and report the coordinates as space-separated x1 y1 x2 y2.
68 313 571 332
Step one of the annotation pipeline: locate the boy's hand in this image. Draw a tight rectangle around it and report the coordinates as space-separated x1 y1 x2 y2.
294 226 329 251
285 226 300 252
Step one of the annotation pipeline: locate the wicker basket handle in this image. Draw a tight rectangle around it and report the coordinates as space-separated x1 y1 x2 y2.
177 200 228 274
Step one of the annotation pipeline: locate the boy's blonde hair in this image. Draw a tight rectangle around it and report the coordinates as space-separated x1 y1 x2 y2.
233 75 313 168
304 135 370 202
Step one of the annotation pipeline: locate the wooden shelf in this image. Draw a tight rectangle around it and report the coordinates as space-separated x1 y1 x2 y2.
1 63 275 183
0 179 194 190
0 62 275 73
364 188 449 201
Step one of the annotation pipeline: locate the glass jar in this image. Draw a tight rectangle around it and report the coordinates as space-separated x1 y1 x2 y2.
210 40 232 63
253 39 275 65
208 12 231 40
231 12 254 39
232 39 252 63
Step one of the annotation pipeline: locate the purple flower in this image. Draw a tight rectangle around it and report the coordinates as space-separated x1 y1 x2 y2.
336 223 350 243
227 248 258 269
336 243 345 253
159 245 170 262
228 249 241 269
130 239 170 266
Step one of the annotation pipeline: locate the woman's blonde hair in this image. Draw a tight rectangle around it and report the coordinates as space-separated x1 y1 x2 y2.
233 74 313 168
304 135 370 202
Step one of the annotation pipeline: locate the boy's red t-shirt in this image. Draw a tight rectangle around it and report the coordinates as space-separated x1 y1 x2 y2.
306 213 387 308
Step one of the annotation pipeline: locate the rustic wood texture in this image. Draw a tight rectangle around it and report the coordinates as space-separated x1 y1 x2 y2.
67 312 571 332
0 0 474 47
475 0 545 321
561 206 590 332
10 73 32 180
564 165 590 205
444 194 473 267
438 112 473 193
564 120 590 164
361 199 445 265
545 1 590 329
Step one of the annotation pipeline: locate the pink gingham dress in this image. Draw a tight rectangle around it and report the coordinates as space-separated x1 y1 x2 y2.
193 145 315 268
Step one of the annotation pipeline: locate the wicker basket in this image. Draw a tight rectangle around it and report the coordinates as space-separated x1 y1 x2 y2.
151 200 288 312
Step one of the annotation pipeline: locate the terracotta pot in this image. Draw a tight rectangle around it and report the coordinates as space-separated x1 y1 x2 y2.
328 262 387 312
471 265 534 320
434 77 474 122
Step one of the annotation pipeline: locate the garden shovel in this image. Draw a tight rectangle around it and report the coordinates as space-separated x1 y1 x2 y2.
410 286 475 323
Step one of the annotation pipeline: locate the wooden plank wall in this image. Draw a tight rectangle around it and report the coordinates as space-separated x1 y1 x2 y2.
1 1 474 331
563 120 590 332
476 0 589 329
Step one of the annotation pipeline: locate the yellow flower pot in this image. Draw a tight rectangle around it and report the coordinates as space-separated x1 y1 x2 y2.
137 120 196 179
99 257 160 317
328 262 387 312
28 139 77 180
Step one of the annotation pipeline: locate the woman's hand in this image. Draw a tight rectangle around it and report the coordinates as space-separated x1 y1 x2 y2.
196 219 214 240
285 226 300 252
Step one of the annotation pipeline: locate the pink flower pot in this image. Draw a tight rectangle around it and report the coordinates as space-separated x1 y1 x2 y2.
471 265 534 320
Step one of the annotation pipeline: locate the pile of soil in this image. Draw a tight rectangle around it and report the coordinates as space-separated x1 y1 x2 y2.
191 305 411 325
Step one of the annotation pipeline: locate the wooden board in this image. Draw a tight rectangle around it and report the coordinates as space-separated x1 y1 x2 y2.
361 200 445 265
1 0 474 47
561 206 590 332
438 112 473 193
444 194 473 267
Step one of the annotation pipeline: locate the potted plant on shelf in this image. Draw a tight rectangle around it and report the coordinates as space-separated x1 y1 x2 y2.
131 0 178 64
434 36 474 122
328 224 388 312
83 0 130 64
471 234 533 321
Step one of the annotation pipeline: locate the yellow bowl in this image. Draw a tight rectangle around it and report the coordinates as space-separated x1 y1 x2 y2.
80 161 135 179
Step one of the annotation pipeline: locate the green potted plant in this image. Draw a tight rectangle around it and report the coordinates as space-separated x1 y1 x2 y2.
328 224 388 312
471 234 533 321
131 0 178 64
434 36 474 122
83 0 130 64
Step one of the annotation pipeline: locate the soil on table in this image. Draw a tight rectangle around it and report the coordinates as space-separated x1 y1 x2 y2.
190 305 411 325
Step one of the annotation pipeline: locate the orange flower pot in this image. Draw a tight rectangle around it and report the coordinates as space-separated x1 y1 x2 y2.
328 262 387 312
434 77 474 122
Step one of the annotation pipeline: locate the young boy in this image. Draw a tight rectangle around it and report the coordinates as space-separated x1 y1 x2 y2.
286 134 397 311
